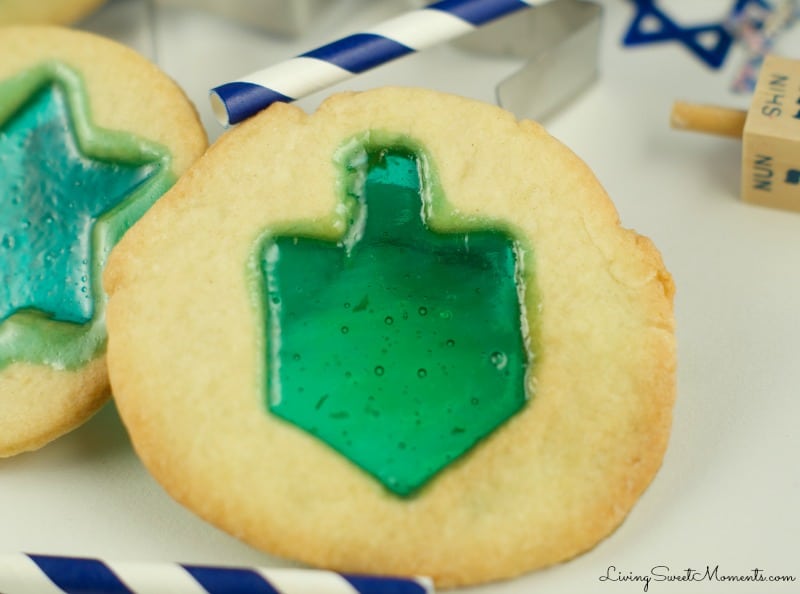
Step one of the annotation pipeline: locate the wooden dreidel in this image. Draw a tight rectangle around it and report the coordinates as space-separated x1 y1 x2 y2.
671 54 800 213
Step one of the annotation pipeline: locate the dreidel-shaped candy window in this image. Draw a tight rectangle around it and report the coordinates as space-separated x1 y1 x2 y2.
257 143 533 497
671 54 800 213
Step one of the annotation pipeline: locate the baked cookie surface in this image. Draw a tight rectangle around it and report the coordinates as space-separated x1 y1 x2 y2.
104 87 675 587
0 0 106 25
0 26 207 457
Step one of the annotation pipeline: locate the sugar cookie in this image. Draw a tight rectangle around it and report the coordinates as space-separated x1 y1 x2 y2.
0 26 207 456
0 0 106 25
104 87 675 587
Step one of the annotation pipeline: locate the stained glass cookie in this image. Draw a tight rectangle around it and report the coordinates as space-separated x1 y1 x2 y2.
0 26 207 456
104 87 676 587
0 0 106 25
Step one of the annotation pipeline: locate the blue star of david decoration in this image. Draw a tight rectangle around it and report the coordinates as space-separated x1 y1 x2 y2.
623 0 774 69
0 62 175 370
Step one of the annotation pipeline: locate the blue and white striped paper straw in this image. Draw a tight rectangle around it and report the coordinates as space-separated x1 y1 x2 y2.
0 553 434 594
210 0 553 126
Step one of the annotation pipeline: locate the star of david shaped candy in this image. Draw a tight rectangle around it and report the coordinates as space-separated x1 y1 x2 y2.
622 0 772 68
0 63 172 369
260 145 532 496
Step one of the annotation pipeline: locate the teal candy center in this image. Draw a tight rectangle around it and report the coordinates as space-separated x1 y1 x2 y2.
260 144 532 497
0 82 158 325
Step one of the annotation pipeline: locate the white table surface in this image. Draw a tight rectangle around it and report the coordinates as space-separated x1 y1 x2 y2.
2 1 799 592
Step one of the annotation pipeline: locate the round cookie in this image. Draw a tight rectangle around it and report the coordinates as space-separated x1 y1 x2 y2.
0 0 106 25
0 26 207 457
104 87 675 587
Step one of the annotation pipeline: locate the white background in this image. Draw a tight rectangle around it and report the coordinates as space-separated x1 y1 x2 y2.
1 1 799 592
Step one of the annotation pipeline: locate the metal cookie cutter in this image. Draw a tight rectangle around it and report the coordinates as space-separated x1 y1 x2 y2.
152 0 328 36
448 0 602 122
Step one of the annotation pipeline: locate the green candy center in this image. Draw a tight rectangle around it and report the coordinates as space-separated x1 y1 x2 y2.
0 81 159 326
0 62 174 370
259 141 535 496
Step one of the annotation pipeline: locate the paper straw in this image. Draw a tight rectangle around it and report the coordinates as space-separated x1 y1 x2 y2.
210 0 553 126
0 553 434 594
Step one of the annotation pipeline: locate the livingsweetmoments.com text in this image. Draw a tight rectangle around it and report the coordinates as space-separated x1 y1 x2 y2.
599 565 797 592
